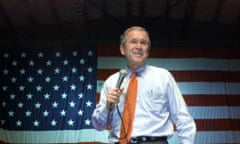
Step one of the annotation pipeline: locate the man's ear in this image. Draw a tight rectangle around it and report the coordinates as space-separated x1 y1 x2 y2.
120 45 125 56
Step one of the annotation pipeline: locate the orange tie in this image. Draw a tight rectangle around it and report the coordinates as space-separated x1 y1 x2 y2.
119 72 138 144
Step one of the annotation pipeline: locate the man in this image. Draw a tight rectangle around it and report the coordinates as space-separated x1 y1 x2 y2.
92 26 196 144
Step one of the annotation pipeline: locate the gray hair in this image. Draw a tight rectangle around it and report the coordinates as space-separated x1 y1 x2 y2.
120 26 151 47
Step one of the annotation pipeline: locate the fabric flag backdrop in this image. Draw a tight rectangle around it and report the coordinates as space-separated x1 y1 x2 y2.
1 45 240 144
96 46 240 144
0 46 107 143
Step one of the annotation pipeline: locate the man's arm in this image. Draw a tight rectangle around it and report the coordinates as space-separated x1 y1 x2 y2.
167 74 196 144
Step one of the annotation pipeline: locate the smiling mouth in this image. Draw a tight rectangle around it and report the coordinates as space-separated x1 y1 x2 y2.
133 52 143 56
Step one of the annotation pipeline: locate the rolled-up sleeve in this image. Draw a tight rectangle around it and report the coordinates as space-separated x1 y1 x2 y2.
92 103 110 130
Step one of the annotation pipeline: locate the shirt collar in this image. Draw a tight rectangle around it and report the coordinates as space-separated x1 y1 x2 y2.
126 64 146 77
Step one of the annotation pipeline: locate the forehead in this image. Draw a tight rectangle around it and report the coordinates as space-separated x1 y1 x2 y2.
126 29 149 40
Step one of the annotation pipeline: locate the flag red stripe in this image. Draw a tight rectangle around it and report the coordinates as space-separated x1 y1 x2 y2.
195 119 240 131
96 94 240 106
98 46 240 58
171 71 240 82
184 94 240 106
97 69 240 82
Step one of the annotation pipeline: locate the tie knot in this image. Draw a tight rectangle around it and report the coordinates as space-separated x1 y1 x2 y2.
131 72 137 78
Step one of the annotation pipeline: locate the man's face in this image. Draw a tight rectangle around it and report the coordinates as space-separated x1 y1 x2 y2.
120 29 150 69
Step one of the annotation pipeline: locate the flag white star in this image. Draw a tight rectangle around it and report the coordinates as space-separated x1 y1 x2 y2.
16 120 22 127
1 120 6 125
44 93 50 99
45 76 51 83
43 110 49 117
85 119 91 125
79 75 85 81
86 100 92 107
62 76 68 82
26 93 33 99
71 67 77 73
78 93 83 99
67 119 74 126
73 51 78 56
9 93 16 99
80 58 85 64
37 69 43 75
28 76 34 82
53 85 60 91
8 111 14 117
88 67 93 73
11 77 17 83
29 60 34 66
4 53 9 58
78 110 83 116
88 51 93 56
61 92 67 99
19 85 25 91
35 102 41 109
46 60 52 66
69 101 76 107
54 68 60 74
2 101 7 107
38 52 44 58
36 85 42 91
18 102 24 108
60 110 66 116
2 86 8 91
20 69 26 74
87 84 92 90
70 84 76 91
51 120 57 126
3 69 9 75
25 110 32 117
12 60 18 66
21 52 26 58
52 101 58 108
63 60 69 65
55 52 61 57
33 120 40 127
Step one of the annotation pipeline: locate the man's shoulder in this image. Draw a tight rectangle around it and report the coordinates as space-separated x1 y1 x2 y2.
146 65 170 73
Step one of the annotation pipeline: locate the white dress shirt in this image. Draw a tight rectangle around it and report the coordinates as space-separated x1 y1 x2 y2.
92 64 196 144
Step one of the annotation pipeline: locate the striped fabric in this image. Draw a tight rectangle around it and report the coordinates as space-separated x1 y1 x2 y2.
0 46 239 144
96 46 240 144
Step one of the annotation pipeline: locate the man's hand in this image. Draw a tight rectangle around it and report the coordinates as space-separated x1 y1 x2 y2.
106 88 124 109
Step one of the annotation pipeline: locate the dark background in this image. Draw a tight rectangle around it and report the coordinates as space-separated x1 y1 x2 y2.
0 0 239 48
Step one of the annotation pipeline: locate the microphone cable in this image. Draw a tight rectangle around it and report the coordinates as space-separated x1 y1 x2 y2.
116 104 129 143
106 104 128 143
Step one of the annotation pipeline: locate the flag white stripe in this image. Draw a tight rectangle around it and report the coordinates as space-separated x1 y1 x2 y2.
98 57 240 71
189 106 240 119
178 82 240 95
169 131 240 144
97 81 240 95
0 129 108 143
1 129 240 144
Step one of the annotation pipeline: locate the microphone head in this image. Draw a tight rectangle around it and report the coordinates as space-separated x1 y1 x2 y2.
115 69 128 88
120 69 128 76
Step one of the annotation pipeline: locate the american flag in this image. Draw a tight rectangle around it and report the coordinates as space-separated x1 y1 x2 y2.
0 46 104 143
96 46 240 144
1 45 240 144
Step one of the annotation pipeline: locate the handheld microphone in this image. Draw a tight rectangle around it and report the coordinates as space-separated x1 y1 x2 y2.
116 69 128 88
110 69 128 108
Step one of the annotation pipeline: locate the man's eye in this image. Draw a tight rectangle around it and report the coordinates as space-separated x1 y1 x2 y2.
130 40 138 43
129 39 148 45
140 40 148 45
